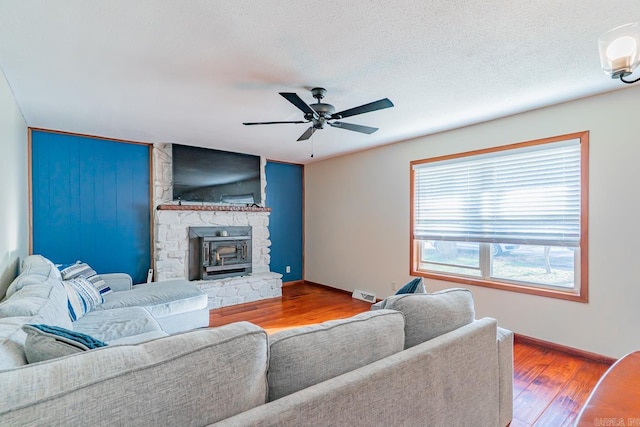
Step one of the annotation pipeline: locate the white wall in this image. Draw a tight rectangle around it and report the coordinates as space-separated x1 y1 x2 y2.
0 67 28 298
305 85 640 359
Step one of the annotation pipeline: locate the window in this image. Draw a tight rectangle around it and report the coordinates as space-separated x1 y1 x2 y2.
410 132 589 302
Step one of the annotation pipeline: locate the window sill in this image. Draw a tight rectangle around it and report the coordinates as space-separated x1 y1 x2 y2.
411 270 588 303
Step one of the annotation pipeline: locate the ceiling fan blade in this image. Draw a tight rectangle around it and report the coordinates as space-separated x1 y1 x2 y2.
297 126 316 141
279 92 319 119
329 121 379 134
243 121 307 125
332 98 394 119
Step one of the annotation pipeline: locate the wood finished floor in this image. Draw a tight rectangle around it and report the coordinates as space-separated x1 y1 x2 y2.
209 282 612 426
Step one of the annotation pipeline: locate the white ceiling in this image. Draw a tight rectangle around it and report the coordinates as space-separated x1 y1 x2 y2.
0 1 637 164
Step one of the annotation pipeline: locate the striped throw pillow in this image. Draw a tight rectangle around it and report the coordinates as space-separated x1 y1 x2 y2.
58 262 112 296
62 277 103 321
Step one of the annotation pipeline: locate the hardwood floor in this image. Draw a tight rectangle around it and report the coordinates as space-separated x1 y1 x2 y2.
511 342 610 426
209 282 612 426
209 282 373 333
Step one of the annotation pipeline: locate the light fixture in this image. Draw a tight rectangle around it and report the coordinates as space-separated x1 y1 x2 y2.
598 22 640 83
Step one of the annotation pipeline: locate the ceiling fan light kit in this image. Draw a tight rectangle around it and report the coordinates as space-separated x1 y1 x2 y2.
243 87 394 141
599 22 640 84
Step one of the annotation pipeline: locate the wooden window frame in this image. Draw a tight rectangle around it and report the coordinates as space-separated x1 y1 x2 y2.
410 131 589 303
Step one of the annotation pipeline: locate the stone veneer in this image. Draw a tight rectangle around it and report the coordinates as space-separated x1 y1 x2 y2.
155 207 271 280
152 143 282 308
195 273 282 309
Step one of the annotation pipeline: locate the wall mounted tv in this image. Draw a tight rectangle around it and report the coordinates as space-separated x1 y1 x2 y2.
172 144 262 205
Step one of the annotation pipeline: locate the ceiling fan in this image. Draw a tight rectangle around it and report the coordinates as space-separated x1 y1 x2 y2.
243 87 394 141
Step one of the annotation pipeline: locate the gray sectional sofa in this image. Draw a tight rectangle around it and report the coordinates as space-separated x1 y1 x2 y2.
0 254 209 369
0 257 514 427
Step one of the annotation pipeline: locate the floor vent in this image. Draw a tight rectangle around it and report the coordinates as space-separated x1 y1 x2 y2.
352 289 376 303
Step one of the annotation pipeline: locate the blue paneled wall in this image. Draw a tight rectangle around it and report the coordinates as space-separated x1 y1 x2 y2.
266 162 303 282
31 131 150 283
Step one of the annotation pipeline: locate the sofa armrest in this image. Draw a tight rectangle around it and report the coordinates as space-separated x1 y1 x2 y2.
100 273 132 292
497 326 514 427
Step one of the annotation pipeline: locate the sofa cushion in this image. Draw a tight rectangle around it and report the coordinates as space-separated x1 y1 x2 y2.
0 279 74 370
375 288 475 349
108 330 168 346
0 317 30 370
59 262 111 296
62 278 103 321
73 307 164 343
22 324 107 363
5 255 63 298
94 280 208 319
0 322 269 426
267 309 405 401
0 282 73 330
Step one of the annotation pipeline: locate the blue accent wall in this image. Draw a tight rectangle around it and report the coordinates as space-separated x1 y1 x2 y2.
266 162 303 282
31 131 150 283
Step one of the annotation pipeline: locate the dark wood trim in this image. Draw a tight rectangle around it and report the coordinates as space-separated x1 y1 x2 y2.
579 131 590 303
282 280 304 287
409 164 417 277
157 204 271 212
148 144 155 279
514 333 617 365
409 131 589 167
413 271 588 302
265 158 304 166
28 127 151 146
27 128 33 255
254 282 612 367
301 164 306 283
302 280 384 301
303 280 354 296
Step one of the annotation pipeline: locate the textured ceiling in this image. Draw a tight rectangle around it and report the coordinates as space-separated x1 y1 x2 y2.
0 1 637 163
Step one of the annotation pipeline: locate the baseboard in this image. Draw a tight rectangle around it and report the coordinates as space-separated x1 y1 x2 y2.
514 333 617 365
303 280 353 295
301 284 614 361
282 280 304 287
303 280 383 302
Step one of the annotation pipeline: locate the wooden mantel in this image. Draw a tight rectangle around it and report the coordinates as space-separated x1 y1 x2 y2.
156 204 271 212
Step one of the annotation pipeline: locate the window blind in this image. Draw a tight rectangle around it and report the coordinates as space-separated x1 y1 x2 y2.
412 139 581 247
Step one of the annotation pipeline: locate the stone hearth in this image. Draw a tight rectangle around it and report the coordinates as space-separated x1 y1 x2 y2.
195 273 282 309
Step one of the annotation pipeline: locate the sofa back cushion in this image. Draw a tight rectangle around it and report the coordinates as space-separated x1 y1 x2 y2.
375 288 475 349
0 282 72 330
267 309 405 401
5 255 62 298
0 322 269 425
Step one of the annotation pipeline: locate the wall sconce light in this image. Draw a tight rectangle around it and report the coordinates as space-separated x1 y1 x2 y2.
599 22 640 84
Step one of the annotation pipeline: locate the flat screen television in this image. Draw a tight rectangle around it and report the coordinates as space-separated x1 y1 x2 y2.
172 144 262 205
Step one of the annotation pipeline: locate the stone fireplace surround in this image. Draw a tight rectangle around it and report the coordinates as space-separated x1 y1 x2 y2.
152 144 282 309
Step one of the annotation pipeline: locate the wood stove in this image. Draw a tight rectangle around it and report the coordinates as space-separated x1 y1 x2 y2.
188 226 252 280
